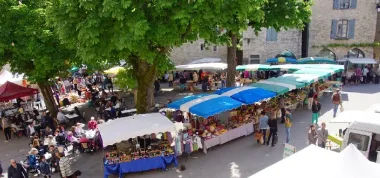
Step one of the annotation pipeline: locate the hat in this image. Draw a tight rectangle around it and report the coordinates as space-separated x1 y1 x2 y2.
91 117 95 120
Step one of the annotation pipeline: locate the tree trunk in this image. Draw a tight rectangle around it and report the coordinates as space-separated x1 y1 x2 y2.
38 82 58 117
132 59 157 114
226 32 238 87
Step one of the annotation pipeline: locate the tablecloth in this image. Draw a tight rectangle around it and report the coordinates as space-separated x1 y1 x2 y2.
202 136 220 154
104 155 178 178
202 122 254 154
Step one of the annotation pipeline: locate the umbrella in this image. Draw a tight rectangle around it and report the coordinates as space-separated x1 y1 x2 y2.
251 83 289 96
104 66 125 75
266 57 297 64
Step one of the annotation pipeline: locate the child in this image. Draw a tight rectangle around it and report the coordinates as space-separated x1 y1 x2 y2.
39 156 51 178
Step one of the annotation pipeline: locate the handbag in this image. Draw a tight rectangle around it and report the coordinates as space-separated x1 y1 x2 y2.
340 105 344 112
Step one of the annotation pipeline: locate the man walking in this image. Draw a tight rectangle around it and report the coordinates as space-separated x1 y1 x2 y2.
259 111 269 145
331 89 342 118
307 86 314 110
317 122 329 148
58 153 77 178
267 116 278 147
2 117 11 142
8 159 28 178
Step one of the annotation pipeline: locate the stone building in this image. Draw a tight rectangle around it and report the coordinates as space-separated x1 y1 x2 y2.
308 0 377 60
242 28 302 64
170 0 379 65
169 40 227 65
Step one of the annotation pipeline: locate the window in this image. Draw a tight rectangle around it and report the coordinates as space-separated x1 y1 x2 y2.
266 27 278 42
337 20 348 38
213 46 218 52
347 48 365 58
331 19 355 39
348 133 370 151
318 49 336 60
200 43 205 51
243 55 261 64
339 0 350 9
333 0 357 9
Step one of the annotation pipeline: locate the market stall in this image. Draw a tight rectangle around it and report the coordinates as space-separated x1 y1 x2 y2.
266 77 306 89
278 74 321 85
175 62 227 70
296 57 337 64
0 81 38 102
100 113 179 178
236 64 273 71
167 94 243 118
248 144 380 178
214 86 276 104
251 83 289 96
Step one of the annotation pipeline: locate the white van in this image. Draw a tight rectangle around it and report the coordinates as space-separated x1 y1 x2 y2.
329 110 380 163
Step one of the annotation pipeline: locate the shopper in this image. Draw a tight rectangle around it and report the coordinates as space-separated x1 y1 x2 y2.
308 125 318 145
279 97 286 124
311 99 321 125
341 70 346 86
40 156 51 178
331 89 342 118
267 116 278 147
355 66 362 85
317 122 329 148
168 72 174 87
8 159 28 178
284 109 292 144
258 111 269 145
58 153 76 178
2 117 12 142
307 86 314 110
362 66 369 84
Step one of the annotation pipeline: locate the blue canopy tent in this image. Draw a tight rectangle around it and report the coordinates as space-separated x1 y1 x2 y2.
266 57 297 64
214 86 276 104
167 94 243 118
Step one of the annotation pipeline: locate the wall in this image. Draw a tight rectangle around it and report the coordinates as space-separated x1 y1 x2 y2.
309 0 377 59
242 27 302 64
169 40 227 65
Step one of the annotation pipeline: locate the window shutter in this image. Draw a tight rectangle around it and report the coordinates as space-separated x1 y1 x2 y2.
266 28 271 41
333 0 340 9
350 0 357 9
272 28 278 41
348 19 356 39
330 20 338 39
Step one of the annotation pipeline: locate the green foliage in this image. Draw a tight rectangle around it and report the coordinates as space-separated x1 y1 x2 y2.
0 0 75 84
312 42 380 49
46 0 210 89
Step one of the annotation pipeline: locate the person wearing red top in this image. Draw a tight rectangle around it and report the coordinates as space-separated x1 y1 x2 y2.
88 117 97 130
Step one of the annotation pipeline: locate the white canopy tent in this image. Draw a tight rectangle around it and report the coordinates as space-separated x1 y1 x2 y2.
330 110 380 124
98 113 176 147
339 58 378 64
188 58 222 64
249 144 380 178
0 70 25 85
366 103 380 114
175 62 227 70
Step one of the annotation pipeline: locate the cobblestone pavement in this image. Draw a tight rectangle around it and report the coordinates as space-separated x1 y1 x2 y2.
1 84 379 178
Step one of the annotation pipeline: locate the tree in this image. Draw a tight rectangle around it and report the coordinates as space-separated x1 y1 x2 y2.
47 0 218 113
208 0 313 87
0 0 76 117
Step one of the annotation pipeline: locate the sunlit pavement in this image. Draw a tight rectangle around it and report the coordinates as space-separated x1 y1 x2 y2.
1 84 379 178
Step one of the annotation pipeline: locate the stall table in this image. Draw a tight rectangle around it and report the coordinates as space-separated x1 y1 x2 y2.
203 122 254 154
104 155 178 178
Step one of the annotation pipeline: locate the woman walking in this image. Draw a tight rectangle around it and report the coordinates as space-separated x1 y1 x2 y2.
311 99 321 125
284 109 292 144
267 115 278 147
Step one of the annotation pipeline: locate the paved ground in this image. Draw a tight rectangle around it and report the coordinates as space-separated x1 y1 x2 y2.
1 83 379 178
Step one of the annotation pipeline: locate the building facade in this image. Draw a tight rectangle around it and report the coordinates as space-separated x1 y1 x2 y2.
169 40 227 65
170 0 379 65
308 0 377 60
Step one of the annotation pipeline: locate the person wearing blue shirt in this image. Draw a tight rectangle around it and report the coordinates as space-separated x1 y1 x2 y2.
259 111 269 145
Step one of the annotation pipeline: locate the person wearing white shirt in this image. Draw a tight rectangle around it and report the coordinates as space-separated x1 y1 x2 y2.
57 109 66 123
27 123 35 137
362 66 369 84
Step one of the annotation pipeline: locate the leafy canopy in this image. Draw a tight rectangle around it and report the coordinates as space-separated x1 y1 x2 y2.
0 0 75 83
47 0 218 73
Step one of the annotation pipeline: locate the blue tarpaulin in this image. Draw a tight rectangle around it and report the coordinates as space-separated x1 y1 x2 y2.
167 94 243 118
214 86 276 104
